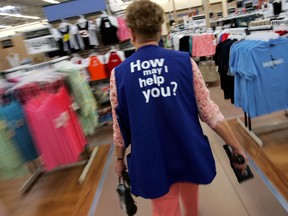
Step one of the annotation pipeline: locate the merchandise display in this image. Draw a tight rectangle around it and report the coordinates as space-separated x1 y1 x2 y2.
0 0 288 215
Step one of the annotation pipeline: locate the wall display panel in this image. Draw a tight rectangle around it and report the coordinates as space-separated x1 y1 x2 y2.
43 0 107 22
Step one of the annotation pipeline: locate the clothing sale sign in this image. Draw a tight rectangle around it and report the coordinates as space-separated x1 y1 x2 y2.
130 58 178 103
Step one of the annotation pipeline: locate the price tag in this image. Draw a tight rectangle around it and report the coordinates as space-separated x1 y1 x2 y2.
71 102 80 111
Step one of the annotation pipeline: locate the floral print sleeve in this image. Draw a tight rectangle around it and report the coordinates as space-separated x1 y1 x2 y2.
110 69 125 147
191 59 224 128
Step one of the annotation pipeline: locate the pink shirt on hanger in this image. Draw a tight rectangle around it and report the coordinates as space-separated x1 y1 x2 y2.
116 17 130 42
192 34 216 57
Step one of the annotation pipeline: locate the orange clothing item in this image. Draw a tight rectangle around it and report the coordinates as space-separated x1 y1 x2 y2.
87 55 108 81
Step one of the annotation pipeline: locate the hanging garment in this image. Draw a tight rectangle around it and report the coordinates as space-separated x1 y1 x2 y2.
88 21 99 46
0 101 38 162
116 16 130 42
230 37 288 117
99 16 119 45
60 87 87 149
0 114 28 180
57 68 99 135
105 51 124 76
179 36 191 55
192 34 216 57
198 60 220 83
24 88 85 171
58 25 72 52
214 39 237 103
87 55 108 81
77 21 93 50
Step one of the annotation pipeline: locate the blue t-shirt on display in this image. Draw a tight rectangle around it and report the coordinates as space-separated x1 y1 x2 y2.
239 38 288 117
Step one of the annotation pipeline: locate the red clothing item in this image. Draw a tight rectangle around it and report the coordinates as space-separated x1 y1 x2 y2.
106 52 123 77
275 30 288 36
220 33 230 42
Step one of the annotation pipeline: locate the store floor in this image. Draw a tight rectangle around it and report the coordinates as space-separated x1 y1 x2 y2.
93 86 287 216
93 127 287 216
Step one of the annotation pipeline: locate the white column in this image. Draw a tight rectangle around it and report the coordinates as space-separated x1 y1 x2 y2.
203 0 211 27
222 0 228 17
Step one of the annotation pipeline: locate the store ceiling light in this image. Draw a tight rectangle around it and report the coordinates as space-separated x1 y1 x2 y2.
42 0 61 4
0 12 40 20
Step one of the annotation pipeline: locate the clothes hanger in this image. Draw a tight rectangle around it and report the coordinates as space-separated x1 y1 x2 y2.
110 45 117 52
59 19 70 30
78 15 87 27
101 10 108 17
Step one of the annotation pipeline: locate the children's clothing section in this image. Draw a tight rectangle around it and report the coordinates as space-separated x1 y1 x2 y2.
0 58 101 182
71 49 125 82
52 14 130 55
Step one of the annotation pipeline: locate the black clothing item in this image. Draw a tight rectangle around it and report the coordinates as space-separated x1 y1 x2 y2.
214 39 237 103
47 40 66 57
100 17 119 45
124 49 135 58
179 36 191 56
77 21 93 50
273 1 282 15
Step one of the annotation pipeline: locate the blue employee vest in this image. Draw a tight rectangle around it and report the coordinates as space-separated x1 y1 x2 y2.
115 45 216 199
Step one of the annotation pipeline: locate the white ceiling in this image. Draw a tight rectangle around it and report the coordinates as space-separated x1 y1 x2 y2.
0 0 68 28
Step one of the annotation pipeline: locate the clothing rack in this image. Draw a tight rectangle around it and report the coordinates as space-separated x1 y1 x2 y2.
272 19 288 30
234 27 288 147
1 57 70 76
213 11 262 23
248 25 273 31
1 59 99 194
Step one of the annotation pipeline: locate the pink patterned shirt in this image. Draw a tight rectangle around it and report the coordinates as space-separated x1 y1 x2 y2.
110 59 224 147
192 34 216 57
